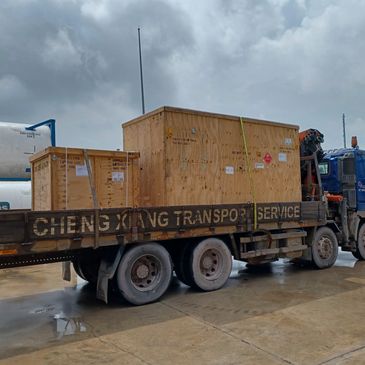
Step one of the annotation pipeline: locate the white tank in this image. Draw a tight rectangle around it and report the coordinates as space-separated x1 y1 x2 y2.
0 121 53 179
0 181 31 210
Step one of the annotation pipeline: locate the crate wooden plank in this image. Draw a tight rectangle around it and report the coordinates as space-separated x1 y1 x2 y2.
30 147 140 211
123 106 301 207
123 111 165 207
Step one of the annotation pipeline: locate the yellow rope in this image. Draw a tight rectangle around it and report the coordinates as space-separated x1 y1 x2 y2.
240 117 257 230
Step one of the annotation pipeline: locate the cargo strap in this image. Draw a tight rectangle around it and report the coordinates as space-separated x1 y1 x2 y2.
83 149 99 209
65 147 68 209
240 117 257 230
83 149 100 249
126 152 129 207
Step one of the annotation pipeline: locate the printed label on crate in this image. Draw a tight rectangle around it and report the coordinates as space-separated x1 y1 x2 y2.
112 171 125 182
284 138 292 145
225 166 234 175
278 152 287 162
75 164 88 176
255 162 265 169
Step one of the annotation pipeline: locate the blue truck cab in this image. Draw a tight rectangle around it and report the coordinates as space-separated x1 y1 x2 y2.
319 146 365 259
320 148 365 211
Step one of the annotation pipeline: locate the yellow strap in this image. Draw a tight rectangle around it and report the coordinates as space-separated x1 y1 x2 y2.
240 117 257 230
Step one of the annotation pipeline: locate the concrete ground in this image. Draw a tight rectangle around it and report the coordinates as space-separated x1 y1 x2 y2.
1 252 365 365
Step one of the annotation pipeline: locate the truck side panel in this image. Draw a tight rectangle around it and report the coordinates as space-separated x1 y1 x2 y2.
0 201 325 264
356 151 365 211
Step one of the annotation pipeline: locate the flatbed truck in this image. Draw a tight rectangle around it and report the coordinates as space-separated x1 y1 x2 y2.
0 129 352 306
0 198 336 305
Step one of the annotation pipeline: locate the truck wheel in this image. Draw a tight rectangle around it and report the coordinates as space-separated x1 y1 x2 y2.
115 243 172 305
73 256 100 285
311 227 338 269
173 243 195 287
353 224 365 260
189 238 232 291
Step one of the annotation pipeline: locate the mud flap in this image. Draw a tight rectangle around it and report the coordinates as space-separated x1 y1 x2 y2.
96 244 125 303
301 246 312 261
62 261 71 281
301 227 317 262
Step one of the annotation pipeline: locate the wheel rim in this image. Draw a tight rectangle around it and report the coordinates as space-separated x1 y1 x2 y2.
130 254 162 292
316 235 333 260
199 248 223 281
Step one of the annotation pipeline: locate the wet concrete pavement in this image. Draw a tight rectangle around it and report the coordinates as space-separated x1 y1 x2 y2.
1 252 365 365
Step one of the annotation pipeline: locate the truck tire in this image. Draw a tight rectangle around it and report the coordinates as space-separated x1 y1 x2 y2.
115 243 172 305
311 227 338 269
353 224 365 260
73 256 100 285
189 238 232 291
173 243 195 287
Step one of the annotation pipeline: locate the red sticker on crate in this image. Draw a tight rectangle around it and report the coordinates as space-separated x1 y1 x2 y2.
263 153 272 164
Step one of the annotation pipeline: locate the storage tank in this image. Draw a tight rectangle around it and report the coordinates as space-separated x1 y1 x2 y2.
0 120 55 180
0 181 31 210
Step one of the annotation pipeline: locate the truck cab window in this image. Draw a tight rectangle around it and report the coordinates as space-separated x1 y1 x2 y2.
343 157 355 175
319 162 329 175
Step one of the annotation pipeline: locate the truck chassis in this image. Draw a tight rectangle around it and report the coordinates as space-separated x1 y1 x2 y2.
0 201 335 305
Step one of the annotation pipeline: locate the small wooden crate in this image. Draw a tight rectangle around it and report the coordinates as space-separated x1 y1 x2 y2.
123 106 301 207
30 147 139 211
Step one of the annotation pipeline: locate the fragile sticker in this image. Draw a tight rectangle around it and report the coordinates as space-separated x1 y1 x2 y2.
278 153 287 162
255 162 265 169
225 166 234 175
75 164 88 176
112 171 125 182
263 153 272 164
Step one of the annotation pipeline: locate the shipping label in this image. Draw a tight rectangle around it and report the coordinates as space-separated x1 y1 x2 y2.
225 166 234 175
112 171 125 182
278 153 287 162
75 164 88 177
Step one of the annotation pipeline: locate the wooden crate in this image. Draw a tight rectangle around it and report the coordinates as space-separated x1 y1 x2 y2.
123 106 301 207
30 147 139 211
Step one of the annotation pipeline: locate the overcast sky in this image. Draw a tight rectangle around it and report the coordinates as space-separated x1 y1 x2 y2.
0 0 364 149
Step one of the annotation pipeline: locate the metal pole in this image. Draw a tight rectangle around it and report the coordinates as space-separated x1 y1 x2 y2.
343 113 346 148
138 27 145 114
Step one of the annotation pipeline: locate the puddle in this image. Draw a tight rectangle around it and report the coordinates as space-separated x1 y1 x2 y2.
54 311 87 339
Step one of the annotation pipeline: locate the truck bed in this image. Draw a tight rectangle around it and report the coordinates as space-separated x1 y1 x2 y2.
0 201 326 268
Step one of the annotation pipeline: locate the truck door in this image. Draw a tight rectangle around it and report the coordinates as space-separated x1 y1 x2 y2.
339 152 357 209
355 151 365 211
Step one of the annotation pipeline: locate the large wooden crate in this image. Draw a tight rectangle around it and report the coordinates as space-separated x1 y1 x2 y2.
123 106 301 207
30 147 139 210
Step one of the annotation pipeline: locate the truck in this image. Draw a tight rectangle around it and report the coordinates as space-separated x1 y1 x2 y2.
319 136 365 260
0 109 349 306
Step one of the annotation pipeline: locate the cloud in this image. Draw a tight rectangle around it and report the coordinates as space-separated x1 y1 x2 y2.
80 0 110 22
0 0 364 150
0 0 193 148
0 74 28 102
42 29 83 70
